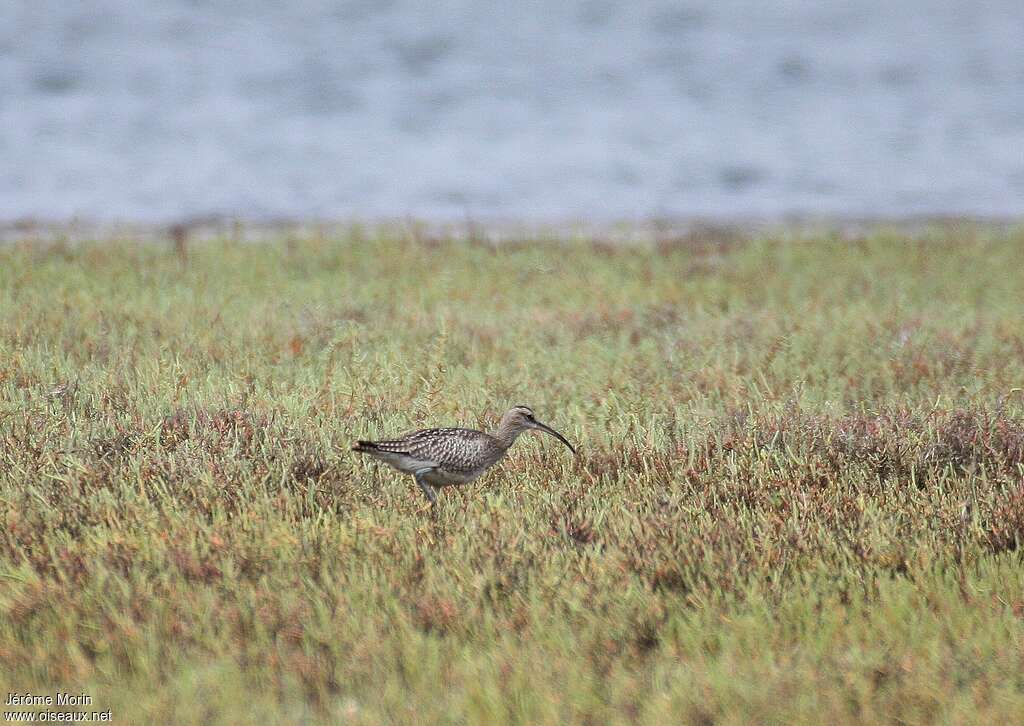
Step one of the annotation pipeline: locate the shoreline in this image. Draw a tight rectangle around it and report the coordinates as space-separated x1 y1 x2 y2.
2 213 1022 246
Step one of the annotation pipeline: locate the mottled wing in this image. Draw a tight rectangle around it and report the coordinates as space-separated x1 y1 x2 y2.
403 428 494 475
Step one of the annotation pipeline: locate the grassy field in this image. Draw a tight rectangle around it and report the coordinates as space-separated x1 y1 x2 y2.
2 226 1024 724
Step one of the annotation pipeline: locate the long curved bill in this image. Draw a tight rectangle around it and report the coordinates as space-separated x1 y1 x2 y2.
533 420 577 455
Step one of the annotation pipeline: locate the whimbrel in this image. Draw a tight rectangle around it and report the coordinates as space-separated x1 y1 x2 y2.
352 405 576 505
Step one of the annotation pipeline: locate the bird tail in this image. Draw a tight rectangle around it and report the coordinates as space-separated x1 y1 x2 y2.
352 440 379 453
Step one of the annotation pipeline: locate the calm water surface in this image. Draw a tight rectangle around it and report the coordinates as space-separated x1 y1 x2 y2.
3 1 1023 221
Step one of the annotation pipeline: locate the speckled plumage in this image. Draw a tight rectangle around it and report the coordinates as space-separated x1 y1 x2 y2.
353 405 576 506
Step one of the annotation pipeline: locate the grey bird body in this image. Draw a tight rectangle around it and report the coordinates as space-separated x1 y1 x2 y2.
352 405 575 505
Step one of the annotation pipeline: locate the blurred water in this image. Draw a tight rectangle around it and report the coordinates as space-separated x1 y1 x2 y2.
3 1 1023 222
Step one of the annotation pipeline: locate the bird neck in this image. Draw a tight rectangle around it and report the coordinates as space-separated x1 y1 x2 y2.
491 420 525 449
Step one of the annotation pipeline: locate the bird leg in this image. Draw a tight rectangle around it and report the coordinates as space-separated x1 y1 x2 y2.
413 469 438 506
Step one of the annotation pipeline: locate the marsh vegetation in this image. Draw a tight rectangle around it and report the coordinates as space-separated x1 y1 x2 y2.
2 227 1024 723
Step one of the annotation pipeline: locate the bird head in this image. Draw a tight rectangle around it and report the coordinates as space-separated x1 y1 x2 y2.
501 405 576 454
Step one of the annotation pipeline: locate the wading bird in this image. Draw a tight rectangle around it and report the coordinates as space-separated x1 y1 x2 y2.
352 405 576 506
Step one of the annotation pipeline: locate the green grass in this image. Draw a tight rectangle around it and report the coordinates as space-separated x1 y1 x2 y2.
2 227 1024 724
